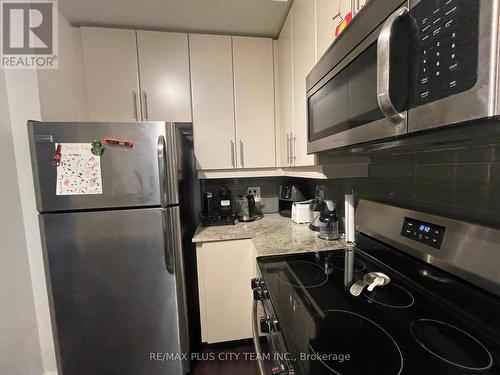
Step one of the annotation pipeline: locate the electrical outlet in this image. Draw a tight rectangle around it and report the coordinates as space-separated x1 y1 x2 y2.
247 186 262 202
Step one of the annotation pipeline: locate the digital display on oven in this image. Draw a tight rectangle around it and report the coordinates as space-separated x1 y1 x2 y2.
419 224 431 233
401 217 446 249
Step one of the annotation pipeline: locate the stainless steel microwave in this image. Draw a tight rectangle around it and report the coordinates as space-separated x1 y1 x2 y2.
307 0 499 153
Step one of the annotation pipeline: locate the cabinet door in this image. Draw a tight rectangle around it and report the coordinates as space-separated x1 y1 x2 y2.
189 34 236 170
276 13 294 167
81 27 141 121
316 0 351 60
292 0 316 167
232 36 276 169
200 240 254 343
136 31 192 122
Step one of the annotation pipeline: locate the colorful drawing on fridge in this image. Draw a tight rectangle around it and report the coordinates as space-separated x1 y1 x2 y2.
56 143 103 195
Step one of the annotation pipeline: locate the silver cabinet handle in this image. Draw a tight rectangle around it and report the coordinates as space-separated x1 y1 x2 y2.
252 300 266 375
132 90 138 121
239 140 244 169
377 7 408 123
291 134 296 162
286 133 290 164
230 140 235 168
142 90 149 121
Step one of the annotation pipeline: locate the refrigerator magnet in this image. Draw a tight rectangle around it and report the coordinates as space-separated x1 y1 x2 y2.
101 137 134 148
91 140 105 156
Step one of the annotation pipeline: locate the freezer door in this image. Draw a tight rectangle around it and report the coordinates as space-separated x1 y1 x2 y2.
28 121 181 212
40 208 189 375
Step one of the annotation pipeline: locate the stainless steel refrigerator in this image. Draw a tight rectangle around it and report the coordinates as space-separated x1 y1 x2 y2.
28 121 198 375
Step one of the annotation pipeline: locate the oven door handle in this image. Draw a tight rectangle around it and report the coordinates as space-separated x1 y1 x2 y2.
377 7 408 123
252 299 267 375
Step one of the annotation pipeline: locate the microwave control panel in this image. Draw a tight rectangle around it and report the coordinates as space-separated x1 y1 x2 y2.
410 0 480 108
401 217 446 249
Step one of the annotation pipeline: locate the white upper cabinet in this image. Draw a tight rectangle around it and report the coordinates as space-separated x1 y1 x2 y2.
277 12 294 168
81 27 141 121
81 27 278 172
291 0 316 167
232 36 276 169
275 0 357 168
189 34 236 170
82 27 192 123
316 0 353 60
136 31 192 122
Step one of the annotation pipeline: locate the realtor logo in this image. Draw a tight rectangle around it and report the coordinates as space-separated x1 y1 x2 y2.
0 0 58 69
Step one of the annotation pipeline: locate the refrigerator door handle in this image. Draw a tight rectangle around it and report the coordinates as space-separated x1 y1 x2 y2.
157 135 167 207
162 209 175 274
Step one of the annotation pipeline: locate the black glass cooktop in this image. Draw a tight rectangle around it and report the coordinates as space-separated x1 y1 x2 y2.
256 234 500 375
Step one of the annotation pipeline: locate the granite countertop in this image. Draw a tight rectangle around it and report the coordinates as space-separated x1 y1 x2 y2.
192 213 349 256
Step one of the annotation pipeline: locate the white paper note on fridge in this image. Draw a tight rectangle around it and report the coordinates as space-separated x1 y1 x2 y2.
56 143 103 195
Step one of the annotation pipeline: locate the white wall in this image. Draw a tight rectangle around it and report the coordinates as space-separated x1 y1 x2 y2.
3 69 57 375
2 10 88 375
0 71 44 375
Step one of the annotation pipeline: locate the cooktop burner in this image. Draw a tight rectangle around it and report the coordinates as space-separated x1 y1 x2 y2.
365 283 415 309
307 310 404 375
275 260 328 288
256 203 500 375
330 253 366 272
410 319 494 371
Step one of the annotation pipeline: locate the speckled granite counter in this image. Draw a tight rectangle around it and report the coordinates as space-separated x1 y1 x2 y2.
192 214 349 256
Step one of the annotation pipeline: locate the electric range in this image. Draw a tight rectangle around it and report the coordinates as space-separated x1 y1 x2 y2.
252 200 500 375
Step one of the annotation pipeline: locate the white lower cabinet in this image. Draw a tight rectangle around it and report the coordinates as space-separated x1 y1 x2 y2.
196 239 257 343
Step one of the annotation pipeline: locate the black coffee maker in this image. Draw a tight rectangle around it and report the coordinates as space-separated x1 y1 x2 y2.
217 186 233 217
201 186 237 227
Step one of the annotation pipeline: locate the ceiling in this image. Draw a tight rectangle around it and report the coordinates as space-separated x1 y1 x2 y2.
60 0 292 38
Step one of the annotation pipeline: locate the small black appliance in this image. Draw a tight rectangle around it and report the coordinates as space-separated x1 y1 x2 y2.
317 200 340 241
200 186 237 227
309 185 326 231
279 184 306 218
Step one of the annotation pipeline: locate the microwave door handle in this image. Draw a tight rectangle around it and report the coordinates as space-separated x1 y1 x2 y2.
377 7 408 123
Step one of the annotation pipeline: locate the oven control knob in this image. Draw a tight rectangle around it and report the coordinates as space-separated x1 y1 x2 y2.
272 364 291 374
253 288 263 300
253 287 268 301
260 315 273 333
251 277 262 289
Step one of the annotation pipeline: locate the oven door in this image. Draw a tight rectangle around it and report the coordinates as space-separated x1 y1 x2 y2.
307 5 412 153
407 0 496 132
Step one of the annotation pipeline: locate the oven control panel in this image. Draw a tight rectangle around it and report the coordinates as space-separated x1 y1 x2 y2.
401 217 446 249
410 0 480 107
